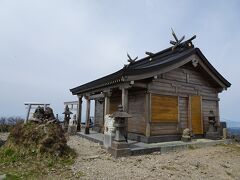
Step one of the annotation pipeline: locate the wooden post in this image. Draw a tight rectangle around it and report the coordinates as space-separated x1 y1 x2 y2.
188 95 192 131
121 87 129 141
121 88 128 112
44 104 47 110
104 91 111 116
77 95 83 132
145 92 151 137
85 96 90 134
25 104 31 123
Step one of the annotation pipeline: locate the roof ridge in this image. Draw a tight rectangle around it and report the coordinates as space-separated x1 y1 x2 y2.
127 37 195 68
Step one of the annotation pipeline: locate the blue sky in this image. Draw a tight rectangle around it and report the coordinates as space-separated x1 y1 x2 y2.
0 0 239 122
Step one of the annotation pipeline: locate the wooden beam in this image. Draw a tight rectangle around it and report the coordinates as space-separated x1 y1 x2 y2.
75 82 125 96
24 102 50 106
64 101 78 105
89 93 104 100
132 82 147 89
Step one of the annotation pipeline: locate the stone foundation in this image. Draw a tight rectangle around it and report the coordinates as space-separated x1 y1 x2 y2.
206 132 220 140
108 141 131 158
128 133 182 143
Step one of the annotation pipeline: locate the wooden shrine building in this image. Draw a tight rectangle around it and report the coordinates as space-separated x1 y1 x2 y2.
70 33 231 143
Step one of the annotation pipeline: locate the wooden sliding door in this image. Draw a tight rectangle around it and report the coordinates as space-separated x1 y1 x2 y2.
191 95 203 134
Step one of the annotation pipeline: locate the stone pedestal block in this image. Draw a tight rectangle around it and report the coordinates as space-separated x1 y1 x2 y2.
104 134 114 148
85 127 89 134
108 141 131 158
181 136 191 142
223 128 227 139
206 131 220 140
68 125 77 135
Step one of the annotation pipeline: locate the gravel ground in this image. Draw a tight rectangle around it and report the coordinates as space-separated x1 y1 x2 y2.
68 135 240 180
1 133 240 179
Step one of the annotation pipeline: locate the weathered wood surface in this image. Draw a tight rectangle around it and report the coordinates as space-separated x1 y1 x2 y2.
151 94 178 122
149 63 219 99
179 97 188 129
85 98 91 128
94 100 104 130
148 61 219 136
191 95 203 134
109 93 121 114
92 56 221 137
128 90 146 135
150 122 178 135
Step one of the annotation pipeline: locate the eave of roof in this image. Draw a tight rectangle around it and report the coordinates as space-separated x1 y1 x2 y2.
70 44 231 95
194 48 231 88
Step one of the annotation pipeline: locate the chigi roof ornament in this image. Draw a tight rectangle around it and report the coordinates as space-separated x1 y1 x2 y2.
170 28 185 50
127 53 138 64
170 28 196 51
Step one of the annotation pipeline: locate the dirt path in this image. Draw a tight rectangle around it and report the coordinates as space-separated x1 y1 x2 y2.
68 135 240 180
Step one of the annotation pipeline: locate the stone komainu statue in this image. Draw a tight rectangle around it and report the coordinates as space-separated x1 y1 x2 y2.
181 128 191 142
32 106 56 123
182 128 191 137
33 106 45 120
44 107 55 120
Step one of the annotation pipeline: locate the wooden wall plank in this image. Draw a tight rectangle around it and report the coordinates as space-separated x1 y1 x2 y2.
109 95 121 114
128 90 146 135
150 122 178 135
179 97 188 129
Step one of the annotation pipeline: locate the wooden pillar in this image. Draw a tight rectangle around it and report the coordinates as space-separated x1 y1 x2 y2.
145 92 151 137
77 95 83 132
188 95 192 131
216 99 220 126
121 88 128 112
121 87 129 141
85 96 90 134
104 91 111 116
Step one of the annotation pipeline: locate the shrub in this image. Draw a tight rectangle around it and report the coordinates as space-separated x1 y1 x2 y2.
0 117 24 132
6 122 74 157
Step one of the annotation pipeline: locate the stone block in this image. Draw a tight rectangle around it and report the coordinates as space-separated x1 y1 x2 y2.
206 131 220 140
181 136 191 142
108 141 130 158
104 134 114 148
68 125 77 135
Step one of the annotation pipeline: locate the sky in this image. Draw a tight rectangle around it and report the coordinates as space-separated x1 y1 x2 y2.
0 0 239 122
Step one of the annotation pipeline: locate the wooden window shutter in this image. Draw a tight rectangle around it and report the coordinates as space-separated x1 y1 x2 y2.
151 94 178 122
